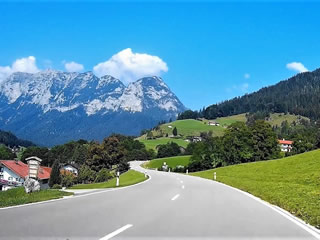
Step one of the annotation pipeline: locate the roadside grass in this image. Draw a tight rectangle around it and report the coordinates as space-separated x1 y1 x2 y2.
191 149 320 229
69 170 147 189
145 155 191 169
139 137 189 150
0 187 73 208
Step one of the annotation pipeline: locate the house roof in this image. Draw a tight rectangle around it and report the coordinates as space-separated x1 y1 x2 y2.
0 160 51 179
278 140 293 145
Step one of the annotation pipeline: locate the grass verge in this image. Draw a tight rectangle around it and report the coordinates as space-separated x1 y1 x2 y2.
139 137 189 150
0 187 73 208
69 169 147 189
145 155 191 169
191 149 320 229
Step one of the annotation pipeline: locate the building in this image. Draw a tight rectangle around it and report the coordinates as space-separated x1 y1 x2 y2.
0 160 51 191
61 164 79 176
278 139 294 152
208 121 220 126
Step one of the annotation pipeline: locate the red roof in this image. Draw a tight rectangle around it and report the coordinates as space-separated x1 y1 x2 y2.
278 140 293 145
0 160 51 180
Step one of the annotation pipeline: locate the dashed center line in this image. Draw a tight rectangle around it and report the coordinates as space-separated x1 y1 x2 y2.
171 194 180 201
180 180 183 184
182 185 185 189
100 224 133 240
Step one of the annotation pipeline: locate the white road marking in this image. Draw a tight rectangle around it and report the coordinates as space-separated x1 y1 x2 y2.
180 180 183 184
171 194 180 201
182 185 185 189
100 224 133 240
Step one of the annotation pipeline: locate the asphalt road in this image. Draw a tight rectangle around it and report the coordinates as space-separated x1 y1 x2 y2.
0 161 319 240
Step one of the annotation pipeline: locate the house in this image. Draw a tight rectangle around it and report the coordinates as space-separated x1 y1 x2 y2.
61 164 79 176
191 136 203 143
208 121 220 126
278 139 294 152
0 160 51 191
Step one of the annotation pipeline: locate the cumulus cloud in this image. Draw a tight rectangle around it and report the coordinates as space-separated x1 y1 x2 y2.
286 62 308 73
244 73 250 79
93 48 168 84
64 61 84 72
0 56 40 83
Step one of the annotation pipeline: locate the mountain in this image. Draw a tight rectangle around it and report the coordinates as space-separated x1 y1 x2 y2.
0 129 35 147
186 68 320 120
0 70 186 146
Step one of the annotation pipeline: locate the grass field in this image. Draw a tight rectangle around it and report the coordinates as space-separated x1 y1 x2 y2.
145 155 191 169
139 137 189 150
159 119 225 137
191 149 320 229
0 187 73 208
267 113 309 127
70 170 147 189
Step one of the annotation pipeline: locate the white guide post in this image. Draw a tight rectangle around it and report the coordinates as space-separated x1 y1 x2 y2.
116 171 120 187
214 172 216 180
186 169 189 175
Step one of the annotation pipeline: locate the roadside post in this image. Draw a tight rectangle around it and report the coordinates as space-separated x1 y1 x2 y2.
116 171 120 187
214 172 216 180
144 171 147 178
168 168 171 173
186 169 189 175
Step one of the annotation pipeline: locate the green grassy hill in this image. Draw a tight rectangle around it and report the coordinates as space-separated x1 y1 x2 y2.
145 155 191 169
191 149 320 229
138 113 309 151
139 137 189 150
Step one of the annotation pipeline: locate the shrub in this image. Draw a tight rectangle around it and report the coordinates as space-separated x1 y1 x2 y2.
95 168 112 183
51 184 62 189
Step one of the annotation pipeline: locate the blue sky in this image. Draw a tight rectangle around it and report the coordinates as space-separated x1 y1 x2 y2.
0 1 319 110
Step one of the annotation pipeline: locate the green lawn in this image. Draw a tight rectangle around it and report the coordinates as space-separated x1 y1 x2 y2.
70 170 147 189
139 137 189 150
145 155 191 169
159 119 225 137
191 149 320 229
0 187 73 208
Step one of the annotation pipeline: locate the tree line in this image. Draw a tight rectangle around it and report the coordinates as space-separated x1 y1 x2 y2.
178 69 320 120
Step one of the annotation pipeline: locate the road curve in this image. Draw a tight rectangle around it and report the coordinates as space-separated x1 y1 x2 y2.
0 161 319 240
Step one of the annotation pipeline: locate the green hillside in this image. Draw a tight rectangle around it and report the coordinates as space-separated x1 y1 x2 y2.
191 149 320 229
139 137 189 150
138 113 308 151
145 155 191 169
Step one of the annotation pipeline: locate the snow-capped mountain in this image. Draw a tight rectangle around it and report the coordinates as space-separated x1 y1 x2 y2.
0 70 186 146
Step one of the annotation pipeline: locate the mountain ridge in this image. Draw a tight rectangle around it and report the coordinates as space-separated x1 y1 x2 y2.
0 70 186 146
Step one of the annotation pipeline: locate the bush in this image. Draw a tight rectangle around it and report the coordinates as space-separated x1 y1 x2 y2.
61 173 76 188
157 142 181 158
173 165 185 173
51 184 62 189
95 168 112 183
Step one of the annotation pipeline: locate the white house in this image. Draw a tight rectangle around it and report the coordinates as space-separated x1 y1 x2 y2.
208 121 220 126
0 160 51 191
278 139 293 152
61 164 79 176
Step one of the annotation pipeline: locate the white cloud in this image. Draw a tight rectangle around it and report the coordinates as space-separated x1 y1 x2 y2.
286 62 308 73
93 48 168 84
0 56 40 83
244 73 250 79
226 82 249 94
64 61 84 72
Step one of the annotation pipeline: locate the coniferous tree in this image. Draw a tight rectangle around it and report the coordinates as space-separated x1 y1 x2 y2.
49 160 61 187
172 127 178 136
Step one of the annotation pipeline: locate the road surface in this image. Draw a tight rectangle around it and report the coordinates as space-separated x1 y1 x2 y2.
0 161 319 240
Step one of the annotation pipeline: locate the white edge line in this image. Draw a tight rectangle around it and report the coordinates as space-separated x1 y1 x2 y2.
171 194 180 201
100 224 133 240
0 172 152 211
190 175 320 239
